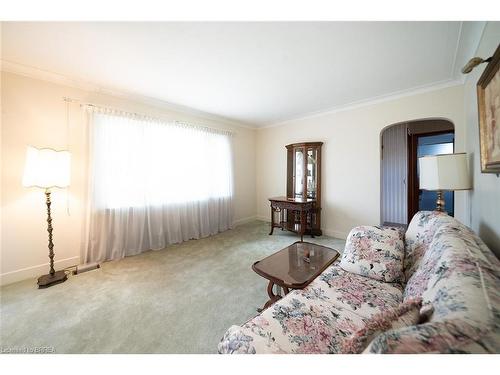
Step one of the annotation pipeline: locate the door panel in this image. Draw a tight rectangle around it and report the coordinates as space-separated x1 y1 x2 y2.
381 124 408 225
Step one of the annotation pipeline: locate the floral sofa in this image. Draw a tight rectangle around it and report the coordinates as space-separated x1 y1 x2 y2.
218 211 500 354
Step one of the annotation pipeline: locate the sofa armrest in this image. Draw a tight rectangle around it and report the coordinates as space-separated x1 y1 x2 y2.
218 325 287 354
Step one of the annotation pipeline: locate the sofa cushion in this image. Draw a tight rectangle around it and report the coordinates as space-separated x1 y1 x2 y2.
218 289 368 354
404 211 456 280
309 264 403 316
341 297 422 353
340 226 405 283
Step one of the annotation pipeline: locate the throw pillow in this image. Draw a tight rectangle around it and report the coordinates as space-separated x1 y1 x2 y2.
341 297 423 354
340 225 405 283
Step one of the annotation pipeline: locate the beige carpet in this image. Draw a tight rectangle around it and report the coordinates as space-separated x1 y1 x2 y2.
0 221 345 353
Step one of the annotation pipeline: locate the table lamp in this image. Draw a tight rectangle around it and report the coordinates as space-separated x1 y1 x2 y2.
22 146 71 288
419 153 471 212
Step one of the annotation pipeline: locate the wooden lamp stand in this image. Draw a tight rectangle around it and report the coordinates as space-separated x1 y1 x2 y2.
37 189 67 288
22 146 71 288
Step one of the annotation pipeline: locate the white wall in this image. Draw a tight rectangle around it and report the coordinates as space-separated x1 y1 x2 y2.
0 72 257 285
464 22 500 258
256 84 467 239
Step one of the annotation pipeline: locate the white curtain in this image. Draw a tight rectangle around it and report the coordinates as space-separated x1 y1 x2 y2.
83 108 234 263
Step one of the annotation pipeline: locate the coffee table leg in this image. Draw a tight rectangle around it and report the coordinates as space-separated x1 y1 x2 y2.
259 281 283 311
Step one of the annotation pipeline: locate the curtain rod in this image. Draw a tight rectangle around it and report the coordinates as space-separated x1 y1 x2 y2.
63 96 145 118
62 96 234 136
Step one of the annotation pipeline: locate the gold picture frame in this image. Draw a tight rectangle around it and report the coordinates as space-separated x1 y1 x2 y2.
477 44 500 173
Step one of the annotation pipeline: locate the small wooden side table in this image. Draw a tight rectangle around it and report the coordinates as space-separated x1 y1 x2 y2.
268 196 315 241
252 241 339 311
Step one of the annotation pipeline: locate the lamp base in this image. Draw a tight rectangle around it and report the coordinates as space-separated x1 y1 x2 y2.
37 270 67 288
435 190 446 212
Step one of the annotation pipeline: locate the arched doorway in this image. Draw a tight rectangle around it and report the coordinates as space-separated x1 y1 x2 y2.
380 119 455 226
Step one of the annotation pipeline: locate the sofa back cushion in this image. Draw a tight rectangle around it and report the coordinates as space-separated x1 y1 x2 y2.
340 226 405 283
392 212 500 353
404 211 456 280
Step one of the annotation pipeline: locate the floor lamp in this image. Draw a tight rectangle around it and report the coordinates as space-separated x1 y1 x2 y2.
418 153 472 212
22 146 71 288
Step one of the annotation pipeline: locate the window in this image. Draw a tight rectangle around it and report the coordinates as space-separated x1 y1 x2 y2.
91 112 233 209
84 109 234 263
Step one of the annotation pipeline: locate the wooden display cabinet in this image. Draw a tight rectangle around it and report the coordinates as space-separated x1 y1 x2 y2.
285 142 322 236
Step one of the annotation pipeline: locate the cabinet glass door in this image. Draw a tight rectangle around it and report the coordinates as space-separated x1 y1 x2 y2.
294 148 305 198
306 148 318 199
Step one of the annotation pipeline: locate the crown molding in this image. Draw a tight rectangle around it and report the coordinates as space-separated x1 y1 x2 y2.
259 78 465 129
0 59 257 130
451 21 464 83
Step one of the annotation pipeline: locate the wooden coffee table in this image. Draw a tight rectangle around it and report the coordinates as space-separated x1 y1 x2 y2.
252 241 340 310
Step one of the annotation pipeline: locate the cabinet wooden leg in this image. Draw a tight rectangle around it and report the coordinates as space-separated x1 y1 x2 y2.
300 210 305 242
309 212 315 238
269 206 274 235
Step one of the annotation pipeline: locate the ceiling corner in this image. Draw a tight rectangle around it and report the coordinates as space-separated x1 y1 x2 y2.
452 21 487 82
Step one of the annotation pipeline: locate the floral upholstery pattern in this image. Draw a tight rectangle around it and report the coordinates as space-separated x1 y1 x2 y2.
342 297 422 354
218 296 365 354
403 211 455 280
340 226 405 283
219 211 500 354
313 265 403 315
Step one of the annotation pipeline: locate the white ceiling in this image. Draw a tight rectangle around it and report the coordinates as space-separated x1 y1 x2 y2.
1 22 484 127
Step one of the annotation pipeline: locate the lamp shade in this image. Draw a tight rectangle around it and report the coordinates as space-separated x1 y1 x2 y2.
419 153 471 191
22 146 71 188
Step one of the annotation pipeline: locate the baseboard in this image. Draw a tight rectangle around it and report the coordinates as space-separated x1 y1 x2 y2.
255 214 348 240
256 215 269 222
233 215 259 227
0 256 80 286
